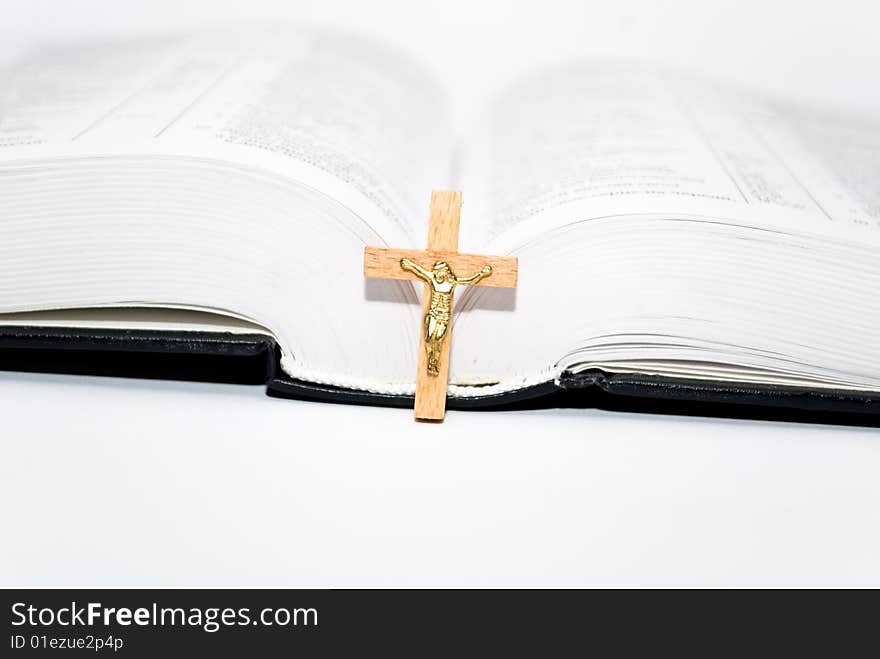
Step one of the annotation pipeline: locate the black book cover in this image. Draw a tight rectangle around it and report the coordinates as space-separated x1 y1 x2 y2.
1 326 878 426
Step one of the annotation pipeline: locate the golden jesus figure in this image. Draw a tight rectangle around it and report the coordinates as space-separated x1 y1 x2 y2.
400 258 492 376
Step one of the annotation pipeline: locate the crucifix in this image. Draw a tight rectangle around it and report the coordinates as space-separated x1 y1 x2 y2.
363 190 518 421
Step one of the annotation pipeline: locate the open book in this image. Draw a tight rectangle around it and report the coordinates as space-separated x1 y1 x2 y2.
2 28 879 416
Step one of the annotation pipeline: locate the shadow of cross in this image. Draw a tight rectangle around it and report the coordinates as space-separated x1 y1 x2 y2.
363 190 519 422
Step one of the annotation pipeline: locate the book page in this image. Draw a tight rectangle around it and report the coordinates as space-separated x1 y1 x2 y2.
459 64 880 248
0 29 451 241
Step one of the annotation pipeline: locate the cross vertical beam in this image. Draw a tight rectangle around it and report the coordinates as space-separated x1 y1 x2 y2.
415 190 461 420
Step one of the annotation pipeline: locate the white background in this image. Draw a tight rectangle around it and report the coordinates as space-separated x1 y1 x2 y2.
2 0 880 587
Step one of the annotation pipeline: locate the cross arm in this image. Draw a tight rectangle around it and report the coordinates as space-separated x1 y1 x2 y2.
363 246 518 288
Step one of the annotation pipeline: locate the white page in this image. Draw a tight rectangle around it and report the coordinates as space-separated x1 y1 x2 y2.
450 63 880 394
0 29 452 242
459 64 880 250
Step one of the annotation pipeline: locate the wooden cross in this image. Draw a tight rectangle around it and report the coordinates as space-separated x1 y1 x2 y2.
363 190 518 421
